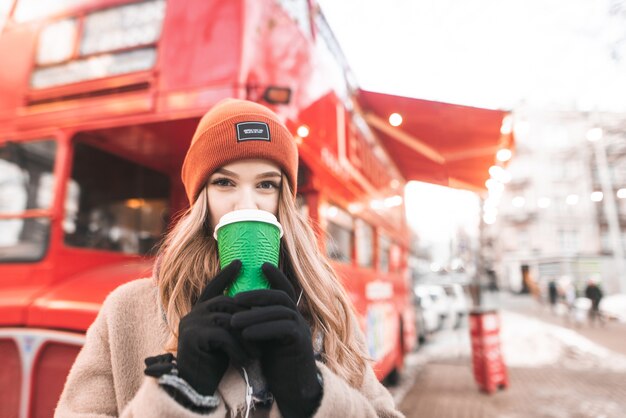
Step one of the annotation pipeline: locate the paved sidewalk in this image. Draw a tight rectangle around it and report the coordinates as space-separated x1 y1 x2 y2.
399 357 626 418
394 292 626 418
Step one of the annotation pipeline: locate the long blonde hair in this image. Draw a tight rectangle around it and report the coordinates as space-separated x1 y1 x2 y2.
156 175 368 387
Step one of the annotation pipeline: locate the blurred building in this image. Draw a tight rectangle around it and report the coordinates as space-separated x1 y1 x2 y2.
485 107 626 295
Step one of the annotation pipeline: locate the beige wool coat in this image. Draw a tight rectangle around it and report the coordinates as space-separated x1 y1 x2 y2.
55 278 405 417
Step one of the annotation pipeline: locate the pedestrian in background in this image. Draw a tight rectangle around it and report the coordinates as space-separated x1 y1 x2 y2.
547 279 558 314
584 277 604 327
525 271 543 307
558 276 577 325
55 99 403 417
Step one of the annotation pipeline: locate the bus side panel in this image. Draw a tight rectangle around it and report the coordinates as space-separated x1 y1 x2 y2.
158 0 243 93
0 339 21 418
332 263 402 380
0 24 38 121
237 0 321 121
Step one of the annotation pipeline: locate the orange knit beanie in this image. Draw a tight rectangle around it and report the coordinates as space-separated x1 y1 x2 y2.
181 99 298 205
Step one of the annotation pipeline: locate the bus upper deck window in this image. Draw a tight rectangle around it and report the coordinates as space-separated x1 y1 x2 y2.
64 141 170 256
13 0 83 22
276 0 311 37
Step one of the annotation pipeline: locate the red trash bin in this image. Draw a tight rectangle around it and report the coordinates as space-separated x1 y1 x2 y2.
468 309 508 394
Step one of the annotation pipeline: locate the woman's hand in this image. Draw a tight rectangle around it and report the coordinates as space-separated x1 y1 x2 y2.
231 263 322 418
176 260 248 396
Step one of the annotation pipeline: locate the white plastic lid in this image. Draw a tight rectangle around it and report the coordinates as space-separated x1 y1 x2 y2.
213 209 283 239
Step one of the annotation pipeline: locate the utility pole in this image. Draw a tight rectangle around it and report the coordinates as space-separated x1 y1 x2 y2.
588 127 626 293
472 196 485 308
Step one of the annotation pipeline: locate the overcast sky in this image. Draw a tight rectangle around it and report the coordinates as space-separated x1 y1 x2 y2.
319 0 626 112
318 0 626 263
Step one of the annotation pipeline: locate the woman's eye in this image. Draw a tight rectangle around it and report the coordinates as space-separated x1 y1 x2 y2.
258 181 279 190
211 178 234 187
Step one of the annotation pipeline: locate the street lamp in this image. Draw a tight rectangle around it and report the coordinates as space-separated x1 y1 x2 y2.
388 113 403 127
590 191 603 202
496 149 512 162
537 197 551 208
586 127 603 142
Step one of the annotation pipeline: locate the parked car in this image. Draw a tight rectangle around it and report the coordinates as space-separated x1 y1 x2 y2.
443 283 468 328
410 291 429 345
415 285 449 331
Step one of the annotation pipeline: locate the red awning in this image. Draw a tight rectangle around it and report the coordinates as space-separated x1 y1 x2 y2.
357 90 514 193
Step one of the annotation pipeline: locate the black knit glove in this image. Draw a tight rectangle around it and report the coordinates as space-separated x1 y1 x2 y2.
176 260 248 396
231 263 322 418
144 352 176 377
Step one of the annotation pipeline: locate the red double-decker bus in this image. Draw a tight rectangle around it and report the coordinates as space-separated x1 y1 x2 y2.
0 0 513 416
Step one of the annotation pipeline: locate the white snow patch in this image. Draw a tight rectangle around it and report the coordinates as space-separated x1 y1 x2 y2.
500 311 626 371
600 294 626 323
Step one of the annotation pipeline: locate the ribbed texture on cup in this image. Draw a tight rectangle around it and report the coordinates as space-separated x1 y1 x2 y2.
181 99 298 205
217 220 280 296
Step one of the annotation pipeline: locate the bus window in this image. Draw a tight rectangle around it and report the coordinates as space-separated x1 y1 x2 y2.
379 233 390 273
296 193 309 218
0 140 57 213
313 11 352 105
0 139 57 262
389 241 402 273
13 0 83 22
64 141 170 255
325 204 353 263
29 0 166 89
276 0 311 37
355 218 373 268
0 0 12 31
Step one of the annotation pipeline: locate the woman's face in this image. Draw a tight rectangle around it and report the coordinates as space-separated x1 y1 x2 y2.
205 159 282 228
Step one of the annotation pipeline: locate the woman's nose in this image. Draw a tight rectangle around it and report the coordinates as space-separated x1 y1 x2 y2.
233 187 258 211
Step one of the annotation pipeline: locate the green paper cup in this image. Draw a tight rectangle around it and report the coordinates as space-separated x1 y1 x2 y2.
213 209 283 296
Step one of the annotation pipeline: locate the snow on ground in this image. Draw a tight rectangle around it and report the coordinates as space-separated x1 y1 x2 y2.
500 311 626 371
601 294 626 323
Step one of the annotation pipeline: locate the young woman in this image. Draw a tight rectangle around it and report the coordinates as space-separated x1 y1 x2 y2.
55 99 404 417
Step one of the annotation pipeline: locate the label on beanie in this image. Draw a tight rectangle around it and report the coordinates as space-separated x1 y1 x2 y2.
236 122 270 142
